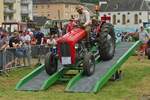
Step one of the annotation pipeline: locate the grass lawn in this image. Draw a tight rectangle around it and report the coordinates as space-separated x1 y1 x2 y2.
0 56 150 100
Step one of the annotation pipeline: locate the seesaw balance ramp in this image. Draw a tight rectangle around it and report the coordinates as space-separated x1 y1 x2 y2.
65 41 141 93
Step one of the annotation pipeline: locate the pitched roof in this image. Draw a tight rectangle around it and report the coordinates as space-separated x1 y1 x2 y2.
100 0 150 12
33 0 80 4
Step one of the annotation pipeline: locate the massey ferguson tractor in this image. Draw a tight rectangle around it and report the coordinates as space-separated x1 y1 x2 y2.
45 15 116 76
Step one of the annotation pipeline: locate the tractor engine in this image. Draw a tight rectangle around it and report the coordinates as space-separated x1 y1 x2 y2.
57 28 87 65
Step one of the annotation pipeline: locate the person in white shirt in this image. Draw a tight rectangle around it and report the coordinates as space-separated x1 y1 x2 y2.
21 32 31 45
76 5 91 42
138 26 149 43
20 31 31 66
137 26 150 61
76 5 91 27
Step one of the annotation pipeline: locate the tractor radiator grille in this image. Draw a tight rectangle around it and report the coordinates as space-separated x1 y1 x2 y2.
60 42 70 57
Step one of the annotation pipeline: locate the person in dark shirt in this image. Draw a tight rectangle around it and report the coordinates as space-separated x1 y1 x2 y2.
35 31 44 45
9 32 21 47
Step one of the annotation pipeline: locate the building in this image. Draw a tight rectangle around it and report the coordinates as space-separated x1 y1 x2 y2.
99 0 150 28
0 0 4 25
4 0 21 22
21 0 33 21
33 0 80 20
1 0 33 23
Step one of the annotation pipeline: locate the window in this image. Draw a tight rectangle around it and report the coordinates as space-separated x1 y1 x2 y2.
65 4 69 8
113 15 116 25
118 13 120 15
65 13 69 17
128 12 130 15
139 19 142 23
134 14 138 24
108 13 111 15
117 20 120 23
9 15 13 20
4 16 6 21
122 14 126 24
48 14 50 17
115 4 119 10
41 5 44 9
21 16 28 22
139 12 142 15
127 19 130 23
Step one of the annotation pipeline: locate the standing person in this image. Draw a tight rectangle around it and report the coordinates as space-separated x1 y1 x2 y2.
0 30 9 50
9 32 23 65
138 26 150 61
75 5 91 43
47 35 53 46
20 31 31 66
35 30 44 45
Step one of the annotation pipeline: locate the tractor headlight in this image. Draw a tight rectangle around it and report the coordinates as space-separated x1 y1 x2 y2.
53 46 56 49
75 44 79 49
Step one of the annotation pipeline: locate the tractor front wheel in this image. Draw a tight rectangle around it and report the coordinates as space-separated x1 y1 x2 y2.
45 52 58 75
83 53 95 76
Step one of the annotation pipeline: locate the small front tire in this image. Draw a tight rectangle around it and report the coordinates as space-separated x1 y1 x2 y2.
83 53 95 76
45 52 58 75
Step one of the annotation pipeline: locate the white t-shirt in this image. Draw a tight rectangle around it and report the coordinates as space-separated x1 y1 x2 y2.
139 30 149 43
79 10 91 26
47 38 57 45
21 35 31 45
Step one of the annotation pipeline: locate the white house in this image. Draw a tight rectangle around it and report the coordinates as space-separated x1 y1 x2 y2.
99 0 150 29
21 0 33 21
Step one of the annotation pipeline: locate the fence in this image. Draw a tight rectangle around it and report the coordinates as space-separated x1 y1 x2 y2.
0 45 51 73
0 48 15 72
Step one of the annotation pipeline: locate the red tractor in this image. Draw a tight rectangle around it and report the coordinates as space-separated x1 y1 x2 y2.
45 16 116 76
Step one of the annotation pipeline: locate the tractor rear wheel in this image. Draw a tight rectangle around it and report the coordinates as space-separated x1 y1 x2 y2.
45 52 58 75
83 53 95 76
98 23 115 61
146 48 150 59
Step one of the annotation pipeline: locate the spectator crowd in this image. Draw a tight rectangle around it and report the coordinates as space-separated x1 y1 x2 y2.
0 27 61 67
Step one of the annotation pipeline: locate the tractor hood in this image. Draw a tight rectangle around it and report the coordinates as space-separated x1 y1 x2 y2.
57 28 86 44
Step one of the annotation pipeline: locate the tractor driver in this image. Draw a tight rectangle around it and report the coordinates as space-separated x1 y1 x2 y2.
76 5 91 42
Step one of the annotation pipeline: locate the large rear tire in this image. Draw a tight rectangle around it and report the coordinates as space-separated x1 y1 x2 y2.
98 23 115 61
146 48 150 59
45 52 58 75
83 53 95 76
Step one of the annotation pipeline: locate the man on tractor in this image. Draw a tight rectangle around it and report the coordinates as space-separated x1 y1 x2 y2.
76 5 91 43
